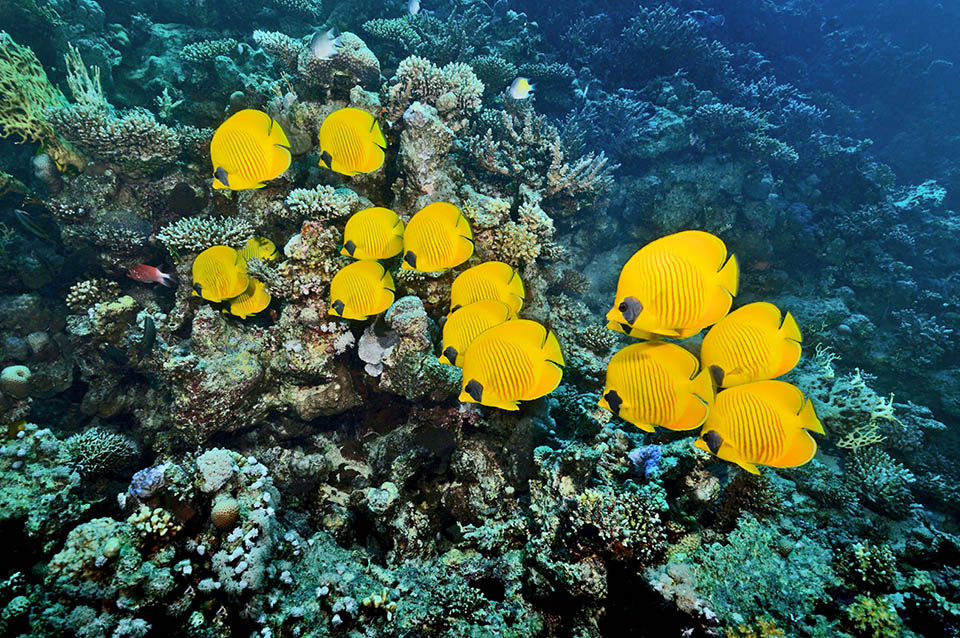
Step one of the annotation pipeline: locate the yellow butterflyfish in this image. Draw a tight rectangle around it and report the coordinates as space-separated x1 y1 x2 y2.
700 302 802 388
400 202 473 272
694 380 825 474
606 230 739 339
439 300 516 367
228 278 271 319
598 341 714 432
328 260 395 320
210 109 291 190
239 236 278 262
192 246 249 302
449 261 525 315
459 319 564 411
318 107 386 176
341 207 405 260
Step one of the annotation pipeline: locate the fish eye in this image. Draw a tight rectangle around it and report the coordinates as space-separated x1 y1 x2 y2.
618 302 628 312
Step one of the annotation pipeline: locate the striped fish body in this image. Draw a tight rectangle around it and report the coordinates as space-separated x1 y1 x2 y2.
459 319 564 410
598 342 714 432
228 278 271 318
328 260 395 320
401 202 474 272
450 261 525 315
341 207 405 260
606 230 739 339
700 302 802 387
192 246 249 302
696 380 824 474
210 109 291 190
439 300 515 367
318 108 386 176
239 236 278 262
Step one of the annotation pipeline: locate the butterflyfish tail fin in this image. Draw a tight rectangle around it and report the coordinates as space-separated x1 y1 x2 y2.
370 118 386 148
780 310 802 342
798 398 825 435
690 367 716 406
718 252 739 297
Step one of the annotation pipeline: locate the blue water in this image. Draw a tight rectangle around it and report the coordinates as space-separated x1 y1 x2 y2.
0 1 959 636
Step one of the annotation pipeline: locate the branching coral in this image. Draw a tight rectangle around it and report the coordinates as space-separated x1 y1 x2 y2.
284 185 360 221
466 101 616 211
156 216 254 255
844 447 915 518
254 30 303 70
180 39 238 65
59 428 137 477
47 104 181 177
691 102 799 165
383 55 483 131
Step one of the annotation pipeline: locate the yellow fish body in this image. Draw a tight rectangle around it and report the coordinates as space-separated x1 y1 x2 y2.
210 109 291 190
328 260 395 320
449 261 525 315
192 246 249 302
459 319 564 410
318 107 386 176
694 380 825 474
401 202 474 272
228 278 271 318
439 300 516 367
700 302 802 388
239 236 278 262
606 230 739 339
598 341 714 432
341 207 405 260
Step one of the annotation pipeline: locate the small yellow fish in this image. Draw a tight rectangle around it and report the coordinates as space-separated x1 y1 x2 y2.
606 230 739 339
439 300 516 367
401 202 473 272
459 319 564 411
341 207 405 260
239 236 278 262
328 260 395 320
700 302 802 388
227 278 271 318
598 342 714 432
694 380 824 474
449 261 525 315
210 109 291 190
318 107 387 176
192 246 249 302
509 77 535 99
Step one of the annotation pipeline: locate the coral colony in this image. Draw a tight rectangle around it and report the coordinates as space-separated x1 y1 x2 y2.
1 1 960 637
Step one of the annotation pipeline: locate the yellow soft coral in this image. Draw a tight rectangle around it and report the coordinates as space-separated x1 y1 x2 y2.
0 31 84 170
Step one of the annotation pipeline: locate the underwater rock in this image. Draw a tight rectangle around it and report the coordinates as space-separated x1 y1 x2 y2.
297 32 380 92
0 365 31 398
393 102 458 211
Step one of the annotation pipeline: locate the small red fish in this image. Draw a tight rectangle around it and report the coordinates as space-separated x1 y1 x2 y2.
127 264 175 287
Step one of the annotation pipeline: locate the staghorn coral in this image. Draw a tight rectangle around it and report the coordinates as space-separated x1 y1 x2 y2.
364 14 472 67
155 216 254 255
267 0 320 17
470 54 517 99
691 102 799 165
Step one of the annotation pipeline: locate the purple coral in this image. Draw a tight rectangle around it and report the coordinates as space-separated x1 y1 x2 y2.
128 464 167 500
628 445 662 479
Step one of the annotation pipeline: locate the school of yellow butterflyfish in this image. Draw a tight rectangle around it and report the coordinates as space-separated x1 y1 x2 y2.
599 229 823 474
199 108 820 472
